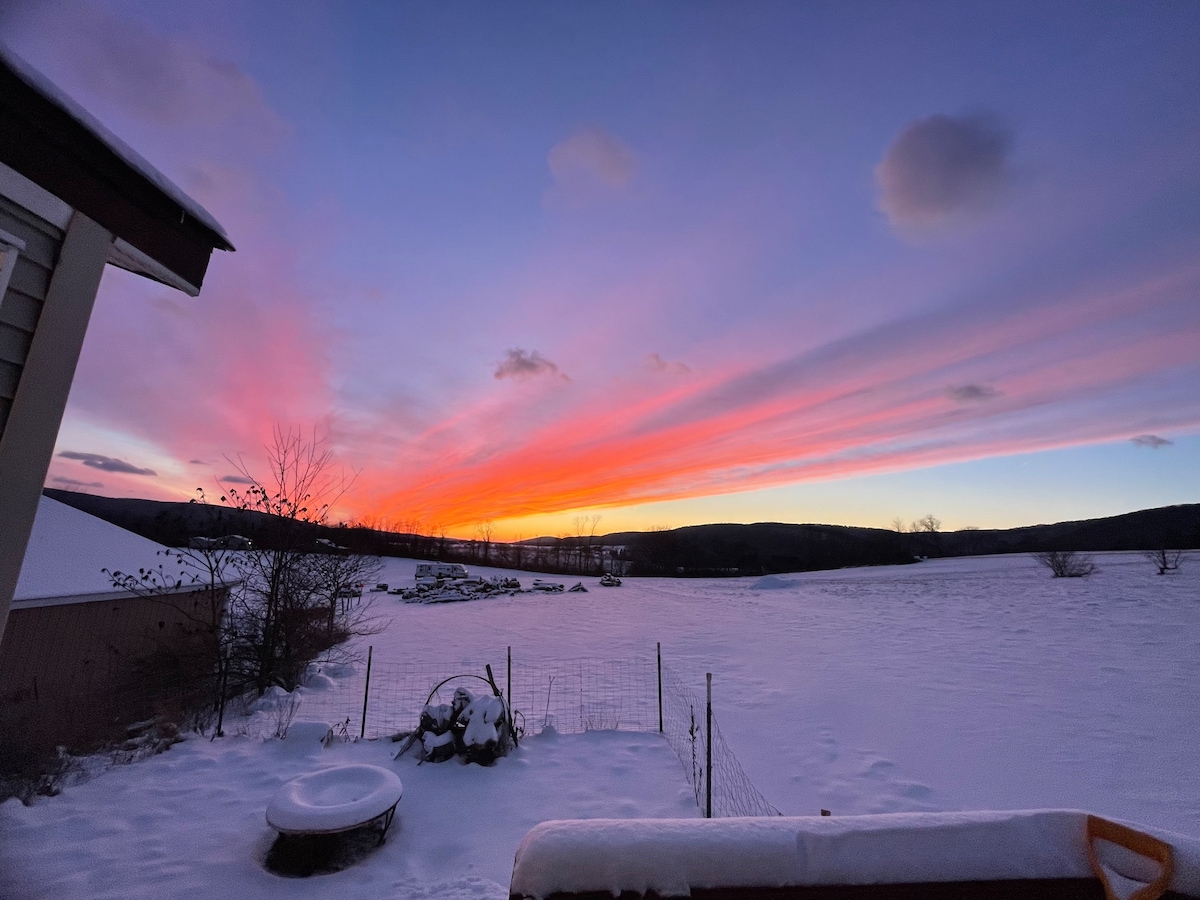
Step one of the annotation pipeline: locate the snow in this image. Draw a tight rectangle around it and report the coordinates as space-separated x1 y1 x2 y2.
0 725 695 899
0 46 230 244
510 812 1200 898
2 551 1199 898
461 696 505 748
13 497 187 604
265 764 402 834
749 574 799 590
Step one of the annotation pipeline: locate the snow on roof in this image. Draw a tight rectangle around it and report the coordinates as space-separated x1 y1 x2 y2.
14 495 186 605
510 811 1200 899
0 43 231 245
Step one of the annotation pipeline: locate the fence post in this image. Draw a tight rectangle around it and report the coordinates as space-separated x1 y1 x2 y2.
705 671 712 819
360 645 373 739
657 642 663 733
214 651 229 738
507 645 512 715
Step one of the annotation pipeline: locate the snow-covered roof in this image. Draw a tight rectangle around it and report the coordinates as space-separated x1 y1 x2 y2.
0 44 229 244
510 812 1200 899
14 495 191 607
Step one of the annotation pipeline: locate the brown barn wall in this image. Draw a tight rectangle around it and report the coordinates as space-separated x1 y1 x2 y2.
0 587 226 751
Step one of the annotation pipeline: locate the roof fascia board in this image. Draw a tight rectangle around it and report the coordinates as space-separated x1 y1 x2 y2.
109 237 200 297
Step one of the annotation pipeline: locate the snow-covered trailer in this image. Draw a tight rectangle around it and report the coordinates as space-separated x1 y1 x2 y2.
510 811 1200 900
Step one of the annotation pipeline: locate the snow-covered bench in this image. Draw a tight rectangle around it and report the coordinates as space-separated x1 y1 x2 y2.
509 810 1200 899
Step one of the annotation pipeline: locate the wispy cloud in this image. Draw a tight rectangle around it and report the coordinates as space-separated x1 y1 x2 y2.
546 127 635 207
494 349 569 382
355 259 1200 529
646 353 691 375
51 476 104 488
876 113 1013 232
3 0 288 143
1131 434 1172 448
58 451 157 476
946 384 1000 403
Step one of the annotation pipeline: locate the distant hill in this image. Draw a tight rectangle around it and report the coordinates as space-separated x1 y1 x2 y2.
40 489 407 556
607 522 912 576
44 489 1200 577
933 505 1200 556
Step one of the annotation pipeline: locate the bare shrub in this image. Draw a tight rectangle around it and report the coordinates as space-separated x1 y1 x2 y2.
1143 548 1185 575
269 694 302 739
1033 550 1096 578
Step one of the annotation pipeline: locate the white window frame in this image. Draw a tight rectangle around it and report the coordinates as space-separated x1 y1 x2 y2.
0 226 25 312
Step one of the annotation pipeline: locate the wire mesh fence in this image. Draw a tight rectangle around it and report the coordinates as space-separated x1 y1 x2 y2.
263 645 779 818
657 663 781 818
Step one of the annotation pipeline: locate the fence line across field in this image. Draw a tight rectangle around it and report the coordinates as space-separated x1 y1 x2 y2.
286 645 780 819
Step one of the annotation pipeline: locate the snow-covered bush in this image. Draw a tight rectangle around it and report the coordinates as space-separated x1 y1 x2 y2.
401 683 515 766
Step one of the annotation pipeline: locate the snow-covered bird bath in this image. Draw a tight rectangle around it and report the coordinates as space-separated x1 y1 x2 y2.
265 764 403 836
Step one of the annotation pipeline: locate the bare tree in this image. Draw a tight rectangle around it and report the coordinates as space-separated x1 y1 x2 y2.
1033 550 1097 578
215 427 389 692
476 520 494 565
889 516 907 533
912 514 941 534
1143 548 1185 575
910 514 942 557
302 549 385 645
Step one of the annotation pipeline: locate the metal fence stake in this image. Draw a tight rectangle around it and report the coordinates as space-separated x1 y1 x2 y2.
706 671 713 819
360 645 373 739
657 642 663 733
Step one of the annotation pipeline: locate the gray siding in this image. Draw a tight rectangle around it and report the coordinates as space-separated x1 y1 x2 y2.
0 194 62 437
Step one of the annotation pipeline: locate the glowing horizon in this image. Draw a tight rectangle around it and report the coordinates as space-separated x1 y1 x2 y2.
7 2 1197 541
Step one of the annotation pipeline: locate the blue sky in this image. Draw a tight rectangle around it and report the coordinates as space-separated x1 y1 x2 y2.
5 1 1198 537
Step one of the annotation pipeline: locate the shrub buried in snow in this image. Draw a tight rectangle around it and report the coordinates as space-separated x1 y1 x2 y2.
397 676 519 766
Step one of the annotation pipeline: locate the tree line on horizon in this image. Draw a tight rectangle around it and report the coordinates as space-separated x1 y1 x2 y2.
43 487 1200 579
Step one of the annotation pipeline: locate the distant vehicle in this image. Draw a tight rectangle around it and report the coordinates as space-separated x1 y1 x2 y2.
415 563 469 586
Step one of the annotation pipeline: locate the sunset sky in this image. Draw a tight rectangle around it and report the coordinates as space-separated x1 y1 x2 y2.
4 1 1199 539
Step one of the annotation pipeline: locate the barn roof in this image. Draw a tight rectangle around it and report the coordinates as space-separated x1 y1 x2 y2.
15 496 202 607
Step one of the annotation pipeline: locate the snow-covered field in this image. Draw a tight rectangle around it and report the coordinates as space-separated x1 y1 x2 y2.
2 551 1198 898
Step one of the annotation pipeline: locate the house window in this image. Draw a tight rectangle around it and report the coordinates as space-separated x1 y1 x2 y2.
0 227 24 309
